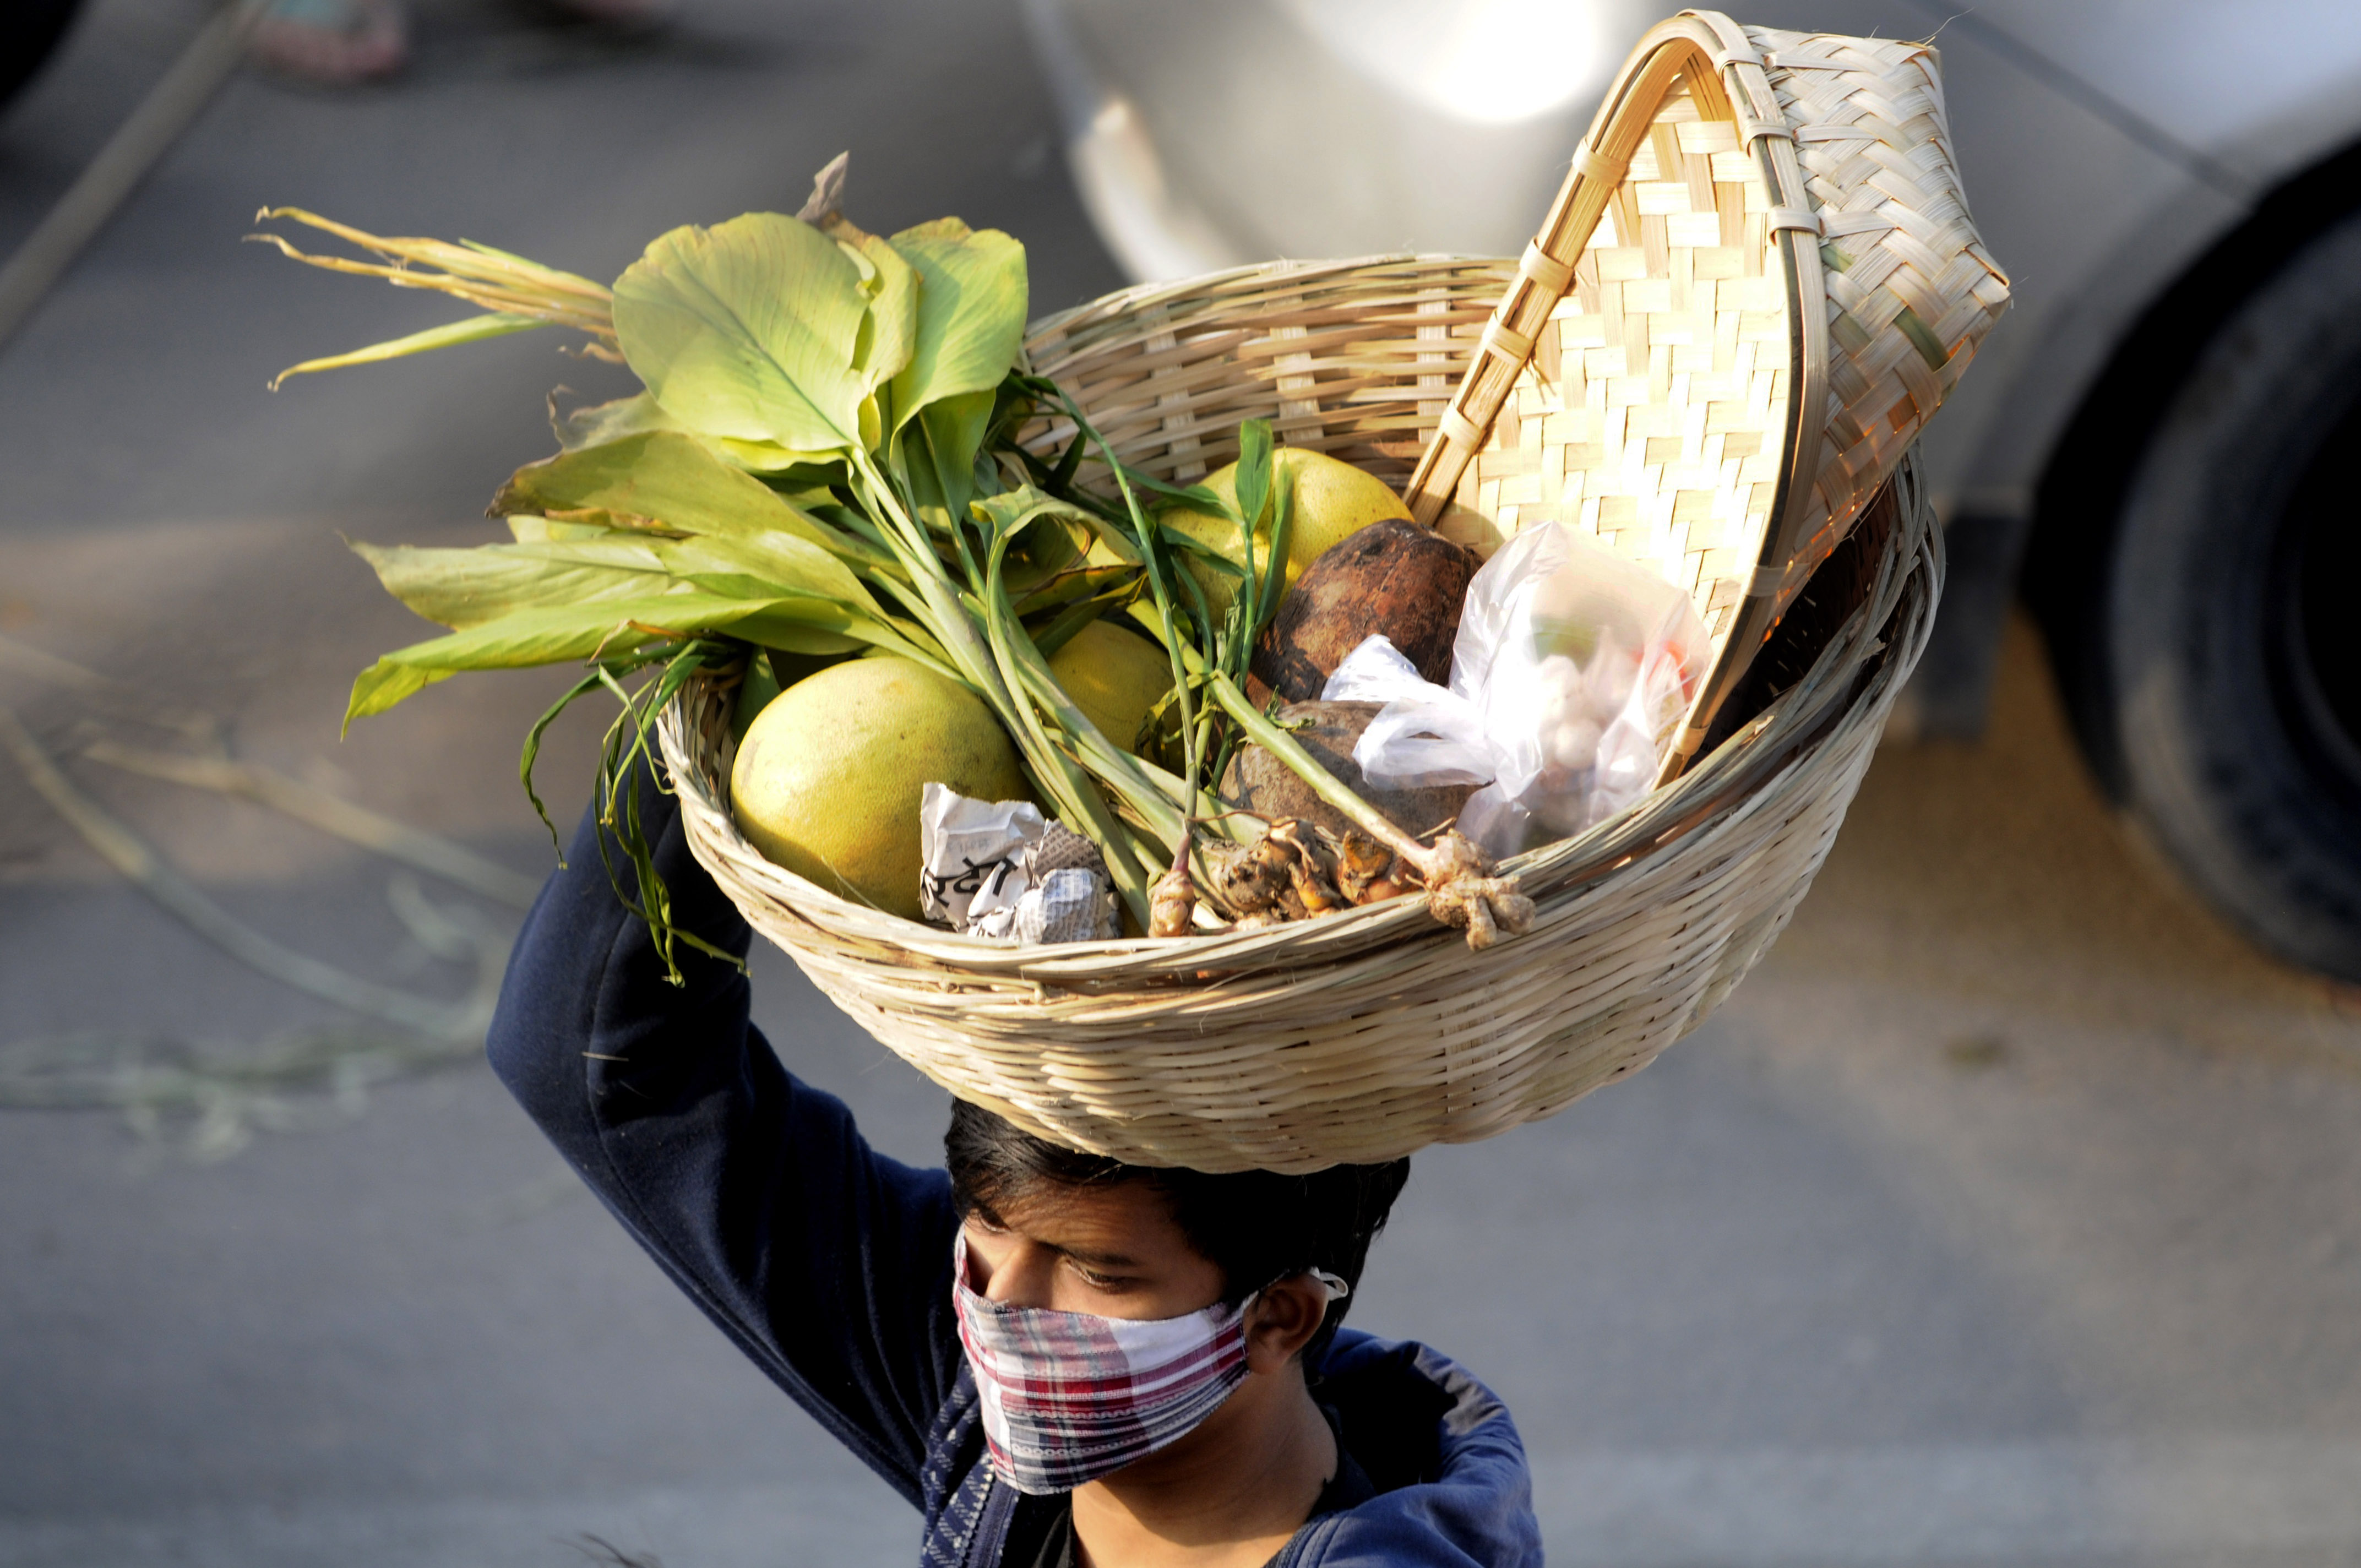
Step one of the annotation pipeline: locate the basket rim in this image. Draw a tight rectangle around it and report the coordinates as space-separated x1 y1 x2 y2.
1023 251 1507 344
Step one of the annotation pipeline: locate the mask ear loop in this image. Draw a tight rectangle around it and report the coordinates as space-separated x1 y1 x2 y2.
1242 1269 1353 1313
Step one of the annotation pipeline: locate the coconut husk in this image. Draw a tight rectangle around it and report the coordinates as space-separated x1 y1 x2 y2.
1219 701 1474 845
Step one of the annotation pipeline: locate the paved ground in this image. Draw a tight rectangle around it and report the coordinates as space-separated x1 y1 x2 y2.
3 3 2360 1565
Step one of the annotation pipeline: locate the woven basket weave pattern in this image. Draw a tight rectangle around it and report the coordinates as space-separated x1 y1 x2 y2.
666 658 1903 1168
1402 10 2006 769
1774 29 2011 571
1019 257 1516 489
1432 73 1791 645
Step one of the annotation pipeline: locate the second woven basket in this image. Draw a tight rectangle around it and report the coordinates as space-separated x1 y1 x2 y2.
1405 10 2009 772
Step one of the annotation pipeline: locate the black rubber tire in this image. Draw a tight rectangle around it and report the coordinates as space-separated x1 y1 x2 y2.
2095 209 2361 980
0 0 84 115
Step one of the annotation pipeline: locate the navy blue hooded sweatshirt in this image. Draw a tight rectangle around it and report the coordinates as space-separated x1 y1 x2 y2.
486 787 1543 1567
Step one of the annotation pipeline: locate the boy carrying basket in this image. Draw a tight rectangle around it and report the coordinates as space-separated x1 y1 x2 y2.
487 776 1542 1567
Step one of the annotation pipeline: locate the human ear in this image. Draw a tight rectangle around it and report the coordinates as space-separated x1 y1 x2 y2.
1243 1274 1332 1375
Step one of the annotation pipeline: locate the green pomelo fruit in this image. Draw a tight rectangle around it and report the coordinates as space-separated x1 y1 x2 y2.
1046 620 1176 753
730 656 1030 921
1160 448 1413 625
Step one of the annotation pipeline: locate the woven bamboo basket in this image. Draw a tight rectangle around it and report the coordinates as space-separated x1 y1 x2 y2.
652 11 1999 1173
1405 10 2008 774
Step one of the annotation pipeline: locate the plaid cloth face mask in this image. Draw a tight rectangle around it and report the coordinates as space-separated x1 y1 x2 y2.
951 1232 1348 1494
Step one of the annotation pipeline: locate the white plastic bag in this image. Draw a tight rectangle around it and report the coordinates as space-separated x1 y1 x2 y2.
1323 523 1711 855
918 784 1120 943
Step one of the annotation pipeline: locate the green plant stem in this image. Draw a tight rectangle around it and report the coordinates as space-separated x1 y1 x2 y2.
848 448 1167 925
981 547 1189 850
1194 659 1435 872
1047 390 1209 830
848 455 1003 689
975 581 1163 916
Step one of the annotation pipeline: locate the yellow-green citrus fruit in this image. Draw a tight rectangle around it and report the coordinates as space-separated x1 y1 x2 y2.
1157 448 1412 623
1047 620 1176 753
730 657 1030 921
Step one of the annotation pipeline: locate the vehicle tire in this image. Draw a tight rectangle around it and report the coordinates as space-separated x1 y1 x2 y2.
1 0 84 114
2088 209 2361 980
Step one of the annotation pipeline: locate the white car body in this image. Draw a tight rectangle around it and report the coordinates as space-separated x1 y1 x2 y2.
1023 0 2361 729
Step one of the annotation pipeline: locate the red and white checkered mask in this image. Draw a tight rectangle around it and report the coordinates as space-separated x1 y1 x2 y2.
951 1232 1347 1494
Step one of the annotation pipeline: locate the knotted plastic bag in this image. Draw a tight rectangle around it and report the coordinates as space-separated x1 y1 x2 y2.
1323 522 1711 856
918 785 1120 943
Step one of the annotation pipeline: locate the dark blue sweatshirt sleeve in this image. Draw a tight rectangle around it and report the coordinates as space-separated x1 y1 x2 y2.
485 774 963 1506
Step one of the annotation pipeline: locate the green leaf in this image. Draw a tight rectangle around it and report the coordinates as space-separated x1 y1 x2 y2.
1234 417 1274 533
611 213 873 455
519 666 610 857
1011 559 1134 619
342 594 873 725
899 388 997 533
1252 453 1294 636
966 482 1138 617
846 233 917 397
887 220 1027 433
553 390 681 451
553 392 834 475
346 660 454 727
496 432 876 575
731 651 784 743
352 538 670 630
973 484 1140 565
651 535 872 604
726 612 872 655
271 312 545 391
505 515 626 543
371 442 904 657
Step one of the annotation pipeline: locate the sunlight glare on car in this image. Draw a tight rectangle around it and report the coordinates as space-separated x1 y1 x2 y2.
1277 0 1607 126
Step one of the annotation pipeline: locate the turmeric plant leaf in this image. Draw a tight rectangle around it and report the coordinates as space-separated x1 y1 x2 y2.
496 432 878 573
611 213 873 455
888 219 1027 434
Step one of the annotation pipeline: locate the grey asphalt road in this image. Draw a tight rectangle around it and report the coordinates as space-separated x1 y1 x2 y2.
3 3 2360 1566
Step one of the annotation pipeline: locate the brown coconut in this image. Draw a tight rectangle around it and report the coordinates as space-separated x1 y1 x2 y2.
1250 517 1481 704
1220 701 1475 845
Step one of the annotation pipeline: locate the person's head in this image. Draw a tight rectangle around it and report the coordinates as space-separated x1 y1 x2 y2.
944 1097 1410 1365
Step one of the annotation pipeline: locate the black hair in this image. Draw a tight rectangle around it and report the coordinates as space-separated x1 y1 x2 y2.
944 1098 1410 1364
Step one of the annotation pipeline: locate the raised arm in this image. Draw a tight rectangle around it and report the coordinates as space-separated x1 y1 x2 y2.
485 766 962 1505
